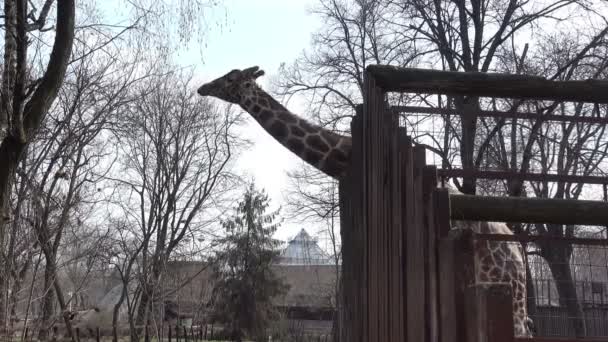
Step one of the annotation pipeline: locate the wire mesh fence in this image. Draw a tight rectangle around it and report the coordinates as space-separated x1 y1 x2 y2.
477 234 608 338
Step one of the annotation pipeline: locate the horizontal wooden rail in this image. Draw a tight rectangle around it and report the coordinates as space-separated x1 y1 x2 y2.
515 339 608 342
438 169 608 185
393 105 608 125
450 194 608 226
474 233 608 246
367 65 608 103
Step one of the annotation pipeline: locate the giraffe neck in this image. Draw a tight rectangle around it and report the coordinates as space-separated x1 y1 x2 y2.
239 87 351 179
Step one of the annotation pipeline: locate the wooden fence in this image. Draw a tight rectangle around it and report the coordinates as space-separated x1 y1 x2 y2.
338 65 608 342
2 324 333 342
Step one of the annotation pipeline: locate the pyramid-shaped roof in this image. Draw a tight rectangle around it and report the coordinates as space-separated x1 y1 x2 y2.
277 229 332 265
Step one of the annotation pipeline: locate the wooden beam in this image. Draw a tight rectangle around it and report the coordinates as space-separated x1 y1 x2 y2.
367 65 608 103
450 194 608 226
393 105 608 125
437 169 608 185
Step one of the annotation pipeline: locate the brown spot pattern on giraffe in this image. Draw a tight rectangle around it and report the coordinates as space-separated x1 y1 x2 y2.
304 150 323 165
252 104 261 114
306 135 330 153
290 125 306 137
320 130 340 146
286 138 305 155
324 157 347 176
269 121 288 140
277 111 298 124
258 110 273 123
300 120 318 134
327 149 349 163
489 267 501 279
257 98 270 108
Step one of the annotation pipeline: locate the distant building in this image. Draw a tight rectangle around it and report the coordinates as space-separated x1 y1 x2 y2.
277 229 334 265
161 228 338 334
273 229 338 323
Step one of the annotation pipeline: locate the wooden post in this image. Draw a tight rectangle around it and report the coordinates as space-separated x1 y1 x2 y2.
465 284 514 342
145 324 150 342
438 226 476 342
168 324 172 342
404 139 426 342
96 327 100 342
338 106 366 342
423 165 439 342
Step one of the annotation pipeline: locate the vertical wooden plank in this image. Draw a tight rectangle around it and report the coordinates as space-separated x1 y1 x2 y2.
454 229 477 342
423 165 439 342
465 284 514 342
338 104 365 342
365 71 378 342
405 144 427 342
401 133 413 342
398 127 410 342
378 94 389 342
388 121 403 342
368 76 377 342
436 187 456 342
438 236 457 342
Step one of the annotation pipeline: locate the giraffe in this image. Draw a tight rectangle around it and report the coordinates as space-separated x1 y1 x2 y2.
197 66 533 337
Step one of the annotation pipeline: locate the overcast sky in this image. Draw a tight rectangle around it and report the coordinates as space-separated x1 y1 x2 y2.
174 0 324 243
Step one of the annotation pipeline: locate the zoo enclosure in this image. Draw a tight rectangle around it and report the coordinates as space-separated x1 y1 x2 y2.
338 65 608 342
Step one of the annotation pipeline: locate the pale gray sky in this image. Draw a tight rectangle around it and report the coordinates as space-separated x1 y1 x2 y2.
174 0 324 242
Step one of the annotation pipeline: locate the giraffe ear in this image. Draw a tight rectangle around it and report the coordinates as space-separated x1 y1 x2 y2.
253 70 265 79
243 66 259 75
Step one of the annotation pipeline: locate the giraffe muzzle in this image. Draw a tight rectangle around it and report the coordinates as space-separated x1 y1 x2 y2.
197 84 211 96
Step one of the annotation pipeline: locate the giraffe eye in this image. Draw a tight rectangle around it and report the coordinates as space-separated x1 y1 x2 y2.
244 82 251 88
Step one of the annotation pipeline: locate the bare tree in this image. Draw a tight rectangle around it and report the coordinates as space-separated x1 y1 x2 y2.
475 27 608 336
0 0 75 330
110 69 243 338
278 0 608 338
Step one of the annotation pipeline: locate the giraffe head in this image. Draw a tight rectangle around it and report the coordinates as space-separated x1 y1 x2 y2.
197 66 265 104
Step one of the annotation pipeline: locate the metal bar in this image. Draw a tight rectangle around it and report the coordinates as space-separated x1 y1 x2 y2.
474 233 608 246
450 194 608 226
393 105 608 125
367 65 608 104
438 169 608 185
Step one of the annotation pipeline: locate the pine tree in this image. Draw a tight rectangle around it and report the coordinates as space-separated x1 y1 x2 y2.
209 183 289 342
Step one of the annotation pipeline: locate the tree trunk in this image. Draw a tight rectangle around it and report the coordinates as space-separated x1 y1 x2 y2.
136 284 151 325
0 0 75 329
112 283 129 342
543 247 586 337
454 96 479 195
38 264 56 340
525 259 537 335
0 137 23 330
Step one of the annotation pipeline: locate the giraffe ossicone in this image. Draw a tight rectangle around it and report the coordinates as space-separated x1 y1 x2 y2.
197 66 532 337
